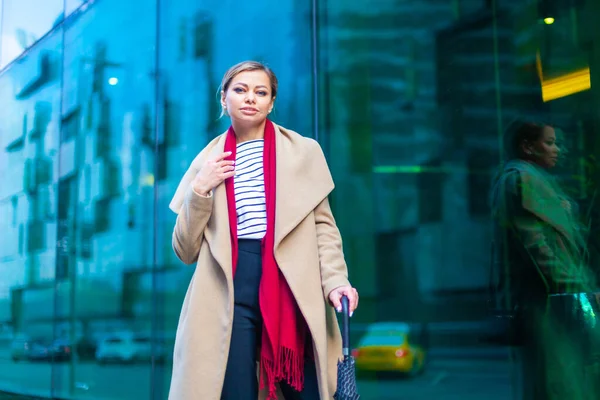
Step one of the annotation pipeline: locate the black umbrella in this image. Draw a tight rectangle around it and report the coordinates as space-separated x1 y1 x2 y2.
333 295 360 400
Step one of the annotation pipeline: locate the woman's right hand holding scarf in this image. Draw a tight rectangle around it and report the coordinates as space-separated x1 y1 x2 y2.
192 151 235 196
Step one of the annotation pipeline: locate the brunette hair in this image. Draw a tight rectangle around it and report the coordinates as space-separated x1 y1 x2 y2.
502 119 548 161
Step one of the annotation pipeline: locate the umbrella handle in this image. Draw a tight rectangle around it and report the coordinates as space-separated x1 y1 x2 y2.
341 295 350 357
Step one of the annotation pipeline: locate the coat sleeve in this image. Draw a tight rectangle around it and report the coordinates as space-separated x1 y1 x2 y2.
314 196 351 300
172 186 214 265
170 144 216 265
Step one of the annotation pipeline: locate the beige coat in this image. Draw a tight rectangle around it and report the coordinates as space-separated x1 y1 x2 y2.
168 123 350 399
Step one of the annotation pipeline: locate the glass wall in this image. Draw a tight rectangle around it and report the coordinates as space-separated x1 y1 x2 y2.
0 0 77 68
0 18 63 398
0 0 599 399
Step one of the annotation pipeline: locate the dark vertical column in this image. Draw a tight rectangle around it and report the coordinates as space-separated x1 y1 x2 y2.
311 0 319 141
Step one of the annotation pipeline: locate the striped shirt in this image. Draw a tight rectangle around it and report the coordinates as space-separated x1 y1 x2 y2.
234 139 267 239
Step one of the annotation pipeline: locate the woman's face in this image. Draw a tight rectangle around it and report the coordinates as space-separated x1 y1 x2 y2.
524 126 560 168
221 70 275 125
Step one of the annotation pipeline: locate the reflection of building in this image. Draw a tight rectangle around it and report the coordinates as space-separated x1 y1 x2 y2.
434 3 533 312
434 0 599 315
320 0 600 324
322 1 508 321
321 1 464 321
2 23 188 342
0 43 63 336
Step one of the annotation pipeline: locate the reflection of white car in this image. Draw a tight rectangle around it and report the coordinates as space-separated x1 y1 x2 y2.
96 333 153 364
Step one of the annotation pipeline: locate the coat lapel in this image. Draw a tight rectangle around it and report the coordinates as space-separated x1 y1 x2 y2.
273 124 334 251
202 135 234 284
514 162 583 253
169 133 233 284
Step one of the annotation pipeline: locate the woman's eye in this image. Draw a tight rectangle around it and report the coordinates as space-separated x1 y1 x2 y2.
233 88 244 93
257 91 267 96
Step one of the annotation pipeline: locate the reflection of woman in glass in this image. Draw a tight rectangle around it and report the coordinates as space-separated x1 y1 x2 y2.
168 61 359 400
490 120 596 400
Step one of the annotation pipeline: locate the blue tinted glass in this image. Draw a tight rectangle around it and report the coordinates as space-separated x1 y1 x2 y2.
1 0 64 67
65 0 87 16
0 24 63 398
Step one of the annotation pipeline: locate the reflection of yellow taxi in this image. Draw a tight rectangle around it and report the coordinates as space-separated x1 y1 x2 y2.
352 322 427 375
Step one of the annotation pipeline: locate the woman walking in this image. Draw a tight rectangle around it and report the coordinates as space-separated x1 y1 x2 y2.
168 61 359 399
490 120 597 399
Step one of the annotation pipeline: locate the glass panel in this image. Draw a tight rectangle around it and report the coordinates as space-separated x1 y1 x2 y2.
52 0 157 398
155 0 314 396
65 0 87 17
319 0 600 399
0 28 62 397
0 0 64 67
0 4 3 65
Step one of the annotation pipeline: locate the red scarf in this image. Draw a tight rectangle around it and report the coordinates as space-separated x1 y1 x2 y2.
224 119 308 399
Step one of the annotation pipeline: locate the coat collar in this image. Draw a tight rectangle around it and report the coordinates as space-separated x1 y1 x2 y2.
272 123 334 248
503 160 583 252
170 123 334 281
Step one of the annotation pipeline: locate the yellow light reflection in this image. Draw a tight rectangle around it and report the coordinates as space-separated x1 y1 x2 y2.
541 68 591 102
141 174 155 187
543 17 555 25
537 51 591 102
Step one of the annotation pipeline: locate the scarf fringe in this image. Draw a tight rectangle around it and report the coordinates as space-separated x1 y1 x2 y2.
260 347 305 400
